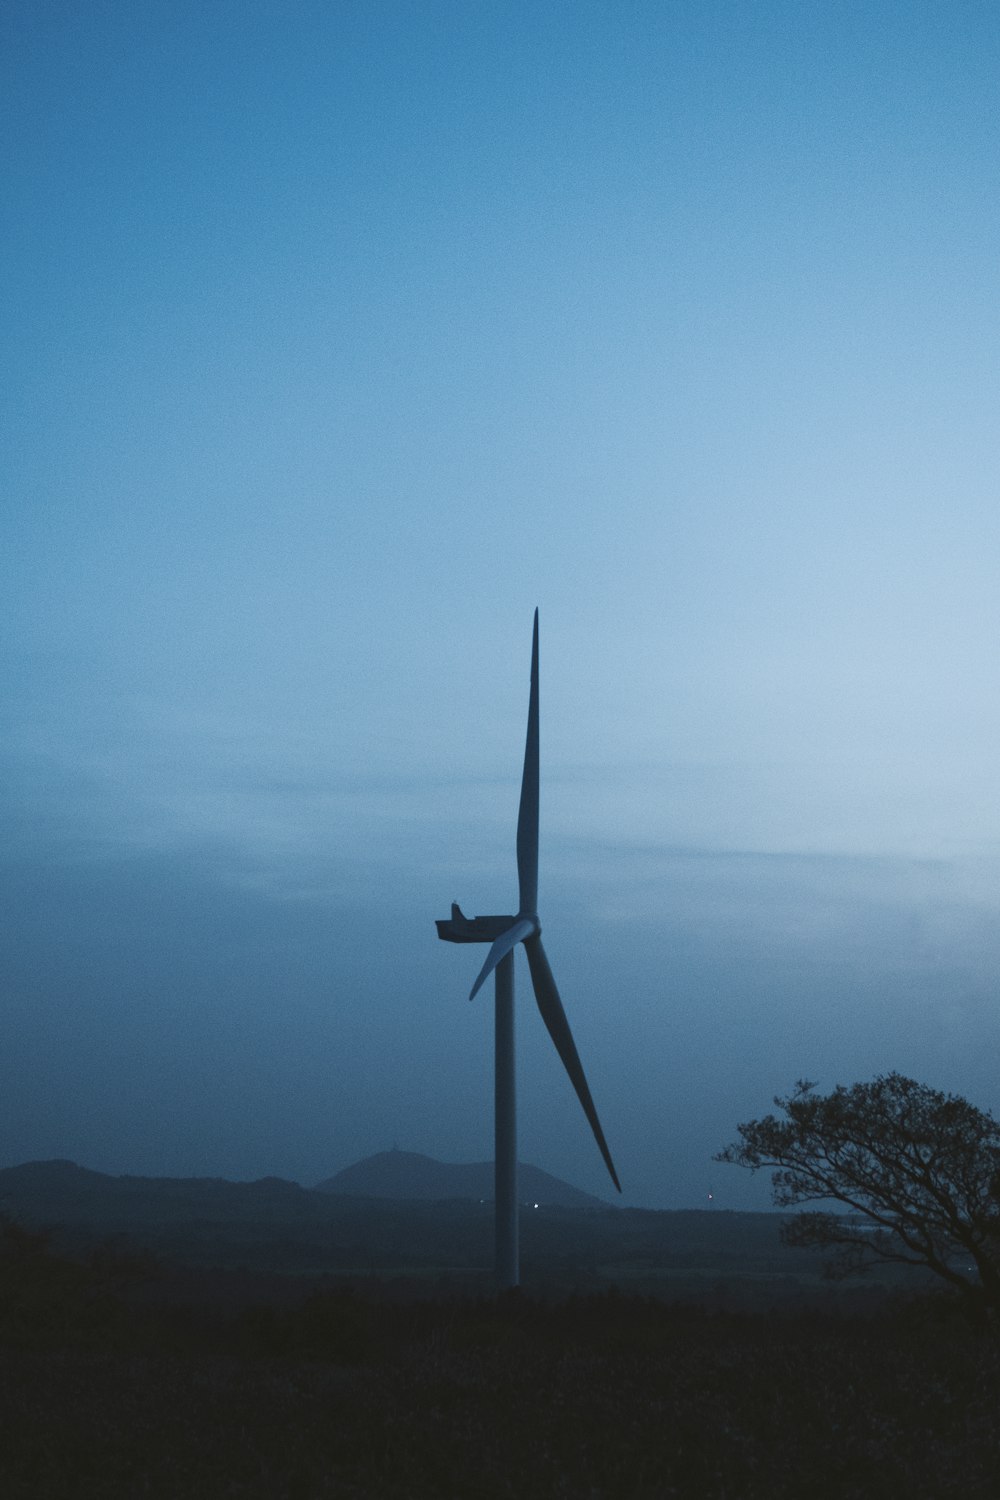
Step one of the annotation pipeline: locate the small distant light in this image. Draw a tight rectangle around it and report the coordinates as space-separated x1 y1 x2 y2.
533 1202 539 1209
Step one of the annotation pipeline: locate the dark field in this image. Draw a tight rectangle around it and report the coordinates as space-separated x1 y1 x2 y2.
2 1217 998 1499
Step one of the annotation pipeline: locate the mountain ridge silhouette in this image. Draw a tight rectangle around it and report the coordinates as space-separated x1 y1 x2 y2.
315 1149 609 1207
0 1152 611 1219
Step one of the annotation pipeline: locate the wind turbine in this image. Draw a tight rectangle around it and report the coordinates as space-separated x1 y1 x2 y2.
436 610 621 1289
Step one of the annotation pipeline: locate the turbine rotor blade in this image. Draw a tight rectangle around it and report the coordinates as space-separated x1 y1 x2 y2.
524 932 621 1193
468 917 538 1002
516 608 540 916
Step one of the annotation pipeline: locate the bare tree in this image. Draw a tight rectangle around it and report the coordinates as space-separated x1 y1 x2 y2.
717 1073 1000 1322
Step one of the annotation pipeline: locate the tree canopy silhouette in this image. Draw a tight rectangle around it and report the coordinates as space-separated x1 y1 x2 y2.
717 1073 1000 1321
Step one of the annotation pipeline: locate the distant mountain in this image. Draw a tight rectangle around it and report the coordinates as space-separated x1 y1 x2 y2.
0 1154 609 1226
315 1150 608 1209
0 1159 315 1228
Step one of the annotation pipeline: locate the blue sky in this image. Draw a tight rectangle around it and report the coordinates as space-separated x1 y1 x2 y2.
4 1 1000 1209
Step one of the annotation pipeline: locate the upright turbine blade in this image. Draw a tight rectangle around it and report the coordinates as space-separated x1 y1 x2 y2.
468 917 538 1002
524 932 622 1193
516 608 540 915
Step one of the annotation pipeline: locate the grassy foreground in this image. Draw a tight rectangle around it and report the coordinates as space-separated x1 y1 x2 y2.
1 1225 998 1498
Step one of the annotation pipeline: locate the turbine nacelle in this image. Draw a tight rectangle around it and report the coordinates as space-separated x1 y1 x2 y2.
435 903 531 944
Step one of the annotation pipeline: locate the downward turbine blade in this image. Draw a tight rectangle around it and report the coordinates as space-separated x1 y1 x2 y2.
468 917 537 1002
516 609 540 916
524 933 622 1193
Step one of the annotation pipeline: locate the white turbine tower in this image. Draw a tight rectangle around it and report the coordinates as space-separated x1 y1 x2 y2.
437 610 621 1289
